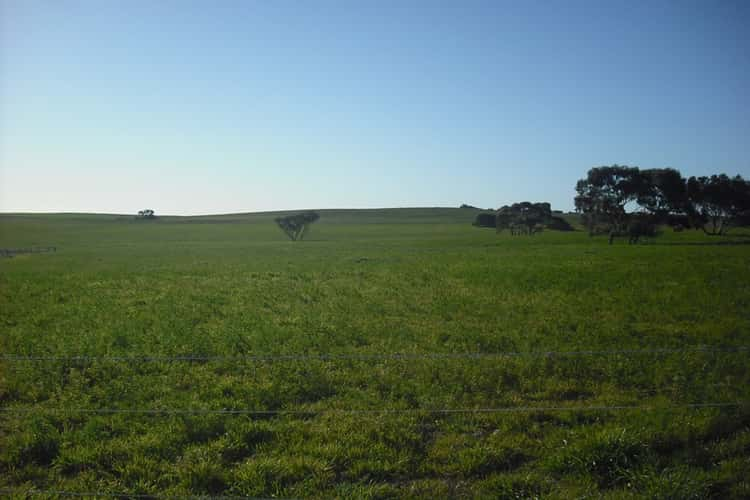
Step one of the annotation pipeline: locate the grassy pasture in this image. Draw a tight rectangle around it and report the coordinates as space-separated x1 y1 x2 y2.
1 209 749 498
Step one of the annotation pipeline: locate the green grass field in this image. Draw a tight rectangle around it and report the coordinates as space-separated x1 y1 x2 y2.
1 209 749 498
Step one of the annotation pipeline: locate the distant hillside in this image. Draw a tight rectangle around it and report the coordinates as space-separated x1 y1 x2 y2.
0 207 489 225
0 208 584 228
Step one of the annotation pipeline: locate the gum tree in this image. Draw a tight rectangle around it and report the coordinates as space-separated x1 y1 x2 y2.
275 211 320 241
687 174 750 235
575 165 643 236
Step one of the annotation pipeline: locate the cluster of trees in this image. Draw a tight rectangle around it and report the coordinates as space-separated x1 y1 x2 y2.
473 202 573 234
496 202 552 235
575 166 750 237
275 211 320 241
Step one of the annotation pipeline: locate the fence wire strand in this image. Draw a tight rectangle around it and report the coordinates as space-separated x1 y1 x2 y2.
0 488 274 499
1 345 748 363
0 402 744 416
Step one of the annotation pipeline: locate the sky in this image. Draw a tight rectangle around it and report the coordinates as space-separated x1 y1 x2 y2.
1 0 749 215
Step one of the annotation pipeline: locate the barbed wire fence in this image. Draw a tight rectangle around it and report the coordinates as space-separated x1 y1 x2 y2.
0 488 278 499
1 345 748 413
0 402 745 416
1 346 747 419
2 345 748 363
1 344 748 498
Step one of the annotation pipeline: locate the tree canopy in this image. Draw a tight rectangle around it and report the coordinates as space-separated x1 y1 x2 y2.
687 174 750 235
137 209 155 219
496 202 552 235
637 168 688 217
275 211 320 241
574 165 641 235
575 166 750 236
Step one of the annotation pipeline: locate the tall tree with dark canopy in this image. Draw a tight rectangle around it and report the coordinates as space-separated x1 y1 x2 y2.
576 165 750 239
275 211 320 241
637 168 689 220
687 174 750 235
575 165 643 235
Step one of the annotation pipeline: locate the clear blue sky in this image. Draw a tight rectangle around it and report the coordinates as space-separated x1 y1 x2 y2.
1 0 749 214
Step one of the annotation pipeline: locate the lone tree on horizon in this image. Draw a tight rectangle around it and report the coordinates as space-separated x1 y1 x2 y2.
275 211 320 241
137 209 156 219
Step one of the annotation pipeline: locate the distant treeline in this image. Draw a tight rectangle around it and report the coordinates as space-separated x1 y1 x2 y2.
471 166 749 240
575 166 750 236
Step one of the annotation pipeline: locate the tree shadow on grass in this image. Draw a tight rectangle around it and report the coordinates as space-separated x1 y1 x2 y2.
656 235 750 246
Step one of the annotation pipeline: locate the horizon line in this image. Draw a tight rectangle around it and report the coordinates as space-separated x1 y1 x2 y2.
0 206 522 218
